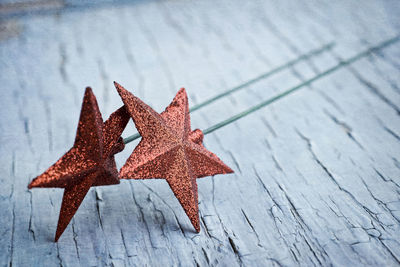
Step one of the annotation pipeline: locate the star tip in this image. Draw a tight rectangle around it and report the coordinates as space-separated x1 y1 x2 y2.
114 82 127 95
55 225 65 242
28 178 39 189
83 87 97 103
54 230 61 242
192 217 201 233
178 87 187 95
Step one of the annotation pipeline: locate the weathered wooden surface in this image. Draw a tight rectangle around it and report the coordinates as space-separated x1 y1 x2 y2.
1 0 400 266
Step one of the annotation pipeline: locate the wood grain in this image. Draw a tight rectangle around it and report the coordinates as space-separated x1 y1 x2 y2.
0 0 399 266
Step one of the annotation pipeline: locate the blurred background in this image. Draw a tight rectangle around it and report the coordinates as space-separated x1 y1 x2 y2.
1 1 400 266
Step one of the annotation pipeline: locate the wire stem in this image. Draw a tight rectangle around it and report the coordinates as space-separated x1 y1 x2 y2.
123 35 398 144
189 42 335 112
203 35 399 135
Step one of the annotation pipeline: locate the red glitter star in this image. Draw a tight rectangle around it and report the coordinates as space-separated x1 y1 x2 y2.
114 82 233 232
28 87 130 241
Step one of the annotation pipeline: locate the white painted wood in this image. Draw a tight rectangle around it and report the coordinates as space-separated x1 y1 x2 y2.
0 0 399 266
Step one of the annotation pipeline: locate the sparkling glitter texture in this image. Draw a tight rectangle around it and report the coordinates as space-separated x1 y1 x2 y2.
115 82 234 232
28 87 130 241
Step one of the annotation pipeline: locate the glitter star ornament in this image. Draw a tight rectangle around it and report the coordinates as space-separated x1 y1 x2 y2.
114 82 234 232
28 87 130 241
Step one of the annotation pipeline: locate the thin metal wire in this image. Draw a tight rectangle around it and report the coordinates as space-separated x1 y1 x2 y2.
203 35 399 135
189 42 335 112
123 42 335 144
123 35 399 144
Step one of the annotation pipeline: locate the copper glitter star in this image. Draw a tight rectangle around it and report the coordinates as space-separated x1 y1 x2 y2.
114 82 234 232
28 87 130 241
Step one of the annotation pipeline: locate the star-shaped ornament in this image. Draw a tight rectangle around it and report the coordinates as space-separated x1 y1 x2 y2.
114 82 234 232
29 87 130 241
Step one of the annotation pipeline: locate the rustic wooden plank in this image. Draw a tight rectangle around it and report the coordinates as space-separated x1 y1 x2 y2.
0 0 399 266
